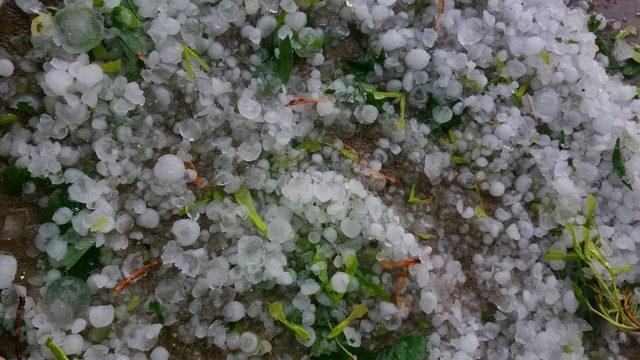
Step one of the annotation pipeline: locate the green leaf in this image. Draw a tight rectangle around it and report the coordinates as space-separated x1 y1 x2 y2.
344 252 358 275
149 301 169 324
481 312 495 324
612 138 633 190
43 187 85 222
126 295 141 312
93 0 105 6
59 242 93 269
588 15 602 33
15 102 41 117
45 337 69 360
513 81 528 108
269 302 311 341
327 304 368 339
295 140 322 153
372 91 406 129
182 44 211 80
66 245 102 281
100 59 122 73
572 282 589 308
374 332 429 360
615 26 637 41
90 216 114 233
544 249 579 262
178 188 223 216
451 155 470 165
0 113 18 125
0 166 31 195
235 186 269 236
113 5 140 28
538 51 552 65
277 36 294 85
495 57 506 74
354 271 391 302
408 183 432 205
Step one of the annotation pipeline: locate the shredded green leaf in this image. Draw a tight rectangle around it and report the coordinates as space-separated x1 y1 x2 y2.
295 140 322 153
100 59 122 73
269 302 311 341
277 36 294 85
538 51 552 65
182 44 211 80
613 138 633 190
0 113 18 125
178 187 224 216
408 183 432 205
149 301 169 324
327 304 368 339
15 102 41 117
373 91 406 129
354 270 391 301
615 26 638 41
235 186 269 236
45 337 69 360
474 183 489 218
126 295 141 312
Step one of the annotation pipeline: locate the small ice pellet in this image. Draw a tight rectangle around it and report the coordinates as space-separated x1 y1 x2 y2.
76 64 103 86
457 18 484 46
150 347 170 360
223 301 246 322
52 207 73 225
459 333 480 354
124 82 145 105
153 154 185 182
0 254 17 289
340 218 361 239
171 218 200 246
432 106 453 124
489 181 505 197
136 208 160 229
237 97 262 119
380 29 406 51
0 58 15 77
239 331 259 353
494 270 511 285
45 69 74 95
330 272 350 293
61 334 84 355
89 305 115 328
47 238 68 260
405 49 430 70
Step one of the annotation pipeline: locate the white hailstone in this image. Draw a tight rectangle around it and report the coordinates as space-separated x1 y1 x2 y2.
432 106 453 124
61 334 84 355
89 305 115 328
124 82 145 105
238 141 262 162
300 279 321 295
223 301 246 322
523 36 545 56
76 64 103 86
354 104 379 124
459 333 479 354
343 327 361 347
47 238 68 260
226 332 240 350
323 227 337 242
531 89 560 120
71 318 87 333
284 11 307 31
380 29 406 51
330 272 350 293
404 49 430 70
171 219 200 246
506 223 521 240
0 58 15 77
267 218 294 243
237 97 262 119
419 291 437 314
494 270 510 285
153 154 185 182
150 347 170 360
340 218 361 239
457 18 484 46
0 254 17 288
488 181 505 197
53 207 73 225
136 208 160 229
45 69 74 95
316 101 334 116
562 290 579 313
239 332 259 353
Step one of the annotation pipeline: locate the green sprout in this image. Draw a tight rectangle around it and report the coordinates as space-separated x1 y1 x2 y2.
182 44 211 80
373 91 406 130
268 302 311 341
327 304 368 339
45 337 69 360
408 183 432 205
235 186 269 236
545 196 639 333
474 182 489 218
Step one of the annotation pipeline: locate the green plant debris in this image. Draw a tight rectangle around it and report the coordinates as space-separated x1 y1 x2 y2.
149 301 169 324
373 91 406 129
67 245 102 281
588 15 602 33
15 102 41 117
90 216 114 232
375 331 429 360
235 186 269 236
481 312 495 324
408 183 432 205
538 51 552 65
113 5 140 28
182 44 211 80
0 165 31 195
451 154 471 165
126 295 141 312
99 59 122 73
474 182 489 218
269 302 311 341
513 81 529 108
354 270 391 302
0 113 18 125
416 232 435 240
45 337 69 360
43 187 85 223
277 36 294 85
545 196 639 333
327 304 368 339
614 26 637 41
178 187 224 216
613 138 633 190
295 139 323 153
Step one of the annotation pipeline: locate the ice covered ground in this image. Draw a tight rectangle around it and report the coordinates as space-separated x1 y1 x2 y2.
0 0 639 359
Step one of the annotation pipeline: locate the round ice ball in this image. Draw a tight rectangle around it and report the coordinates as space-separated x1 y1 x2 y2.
54 6 104 53
88 305 115 328
76 64 103 87
223 301 246 322
237 97 262 119
532 89 561 120
457 18 484 46
405 49 430 70
239 332 259 353
330 272 350 293
44 276 91 326
432 106 453 124
153 154 185 182
150 347 170 360
171 219 200 246
0 59 14 77
45 69 74 95
136 208 160 229
0 254 17 289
